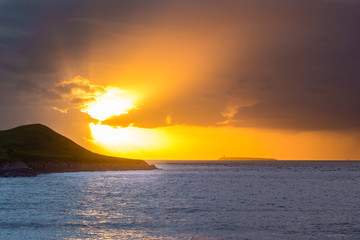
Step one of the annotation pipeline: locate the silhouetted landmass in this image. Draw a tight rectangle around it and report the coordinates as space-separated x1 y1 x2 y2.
0 124 156 177
218 157 277 161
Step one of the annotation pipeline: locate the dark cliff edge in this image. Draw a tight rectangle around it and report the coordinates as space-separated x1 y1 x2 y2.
0 124 157 177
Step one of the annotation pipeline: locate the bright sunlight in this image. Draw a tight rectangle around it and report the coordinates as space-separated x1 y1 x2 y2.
89 123 166 150
81 87 137 121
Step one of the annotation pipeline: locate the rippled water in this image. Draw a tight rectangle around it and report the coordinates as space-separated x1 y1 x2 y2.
0 161 360 239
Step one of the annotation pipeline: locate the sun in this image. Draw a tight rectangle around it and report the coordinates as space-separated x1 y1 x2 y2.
81 87 137 121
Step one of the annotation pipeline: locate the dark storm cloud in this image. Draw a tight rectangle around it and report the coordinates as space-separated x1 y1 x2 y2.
225 0 360 130
0 0 161 80
0 1 83 75
1 0 360 130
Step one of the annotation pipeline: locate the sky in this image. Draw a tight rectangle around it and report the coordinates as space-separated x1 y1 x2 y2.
1 0 360 160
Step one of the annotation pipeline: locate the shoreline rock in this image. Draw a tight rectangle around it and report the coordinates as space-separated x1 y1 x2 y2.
0 161 157 177
0 162 38 177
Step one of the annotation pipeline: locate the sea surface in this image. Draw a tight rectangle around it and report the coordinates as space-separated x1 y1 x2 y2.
0 161 360 240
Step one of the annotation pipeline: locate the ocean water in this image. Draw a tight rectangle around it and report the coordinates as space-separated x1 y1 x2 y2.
0 161 359 240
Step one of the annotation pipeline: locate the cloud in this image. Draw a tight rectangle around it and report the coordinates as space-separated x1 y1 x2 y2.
48 76 105 113
102 0 360 130
1 0 360 131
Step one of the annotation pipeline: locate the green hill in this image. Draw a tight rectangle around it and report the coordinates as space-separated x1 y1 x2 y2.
0 124 156 176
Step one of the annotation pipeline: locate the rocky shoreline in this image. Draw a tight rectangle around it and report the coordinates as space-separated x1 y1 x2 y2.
0 161 157 177
0 162 37 177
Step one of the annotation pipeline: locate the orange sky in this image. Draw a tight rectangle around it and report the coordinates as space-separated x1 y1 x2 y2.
34 76 360 160
1 1 360 160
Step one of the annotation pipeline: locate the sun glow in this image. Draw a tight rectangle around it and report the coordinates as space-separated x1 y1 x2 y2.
89 123 167 152
81 87 137 121
69 81 168 154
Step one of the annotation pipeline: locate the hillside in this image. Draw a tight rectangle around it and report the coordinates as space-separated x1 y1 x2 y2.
0 124 156 177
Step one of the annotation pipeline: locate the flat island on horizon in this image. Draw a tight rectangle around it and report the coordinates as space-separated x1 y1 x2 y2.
218 156 278 161
0 124 156 177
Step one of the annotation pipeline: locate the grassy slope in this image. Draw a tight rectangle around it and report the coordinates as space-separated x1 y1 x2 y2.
0 124 154 172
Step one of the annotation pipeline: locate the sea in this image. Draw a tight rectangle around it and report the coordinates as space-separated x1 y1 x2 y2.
0 161 359 240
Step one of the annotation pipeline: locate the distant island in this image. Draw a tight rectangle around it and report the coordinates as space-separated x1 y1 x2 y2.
218 156 277 161
0 124 156 177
